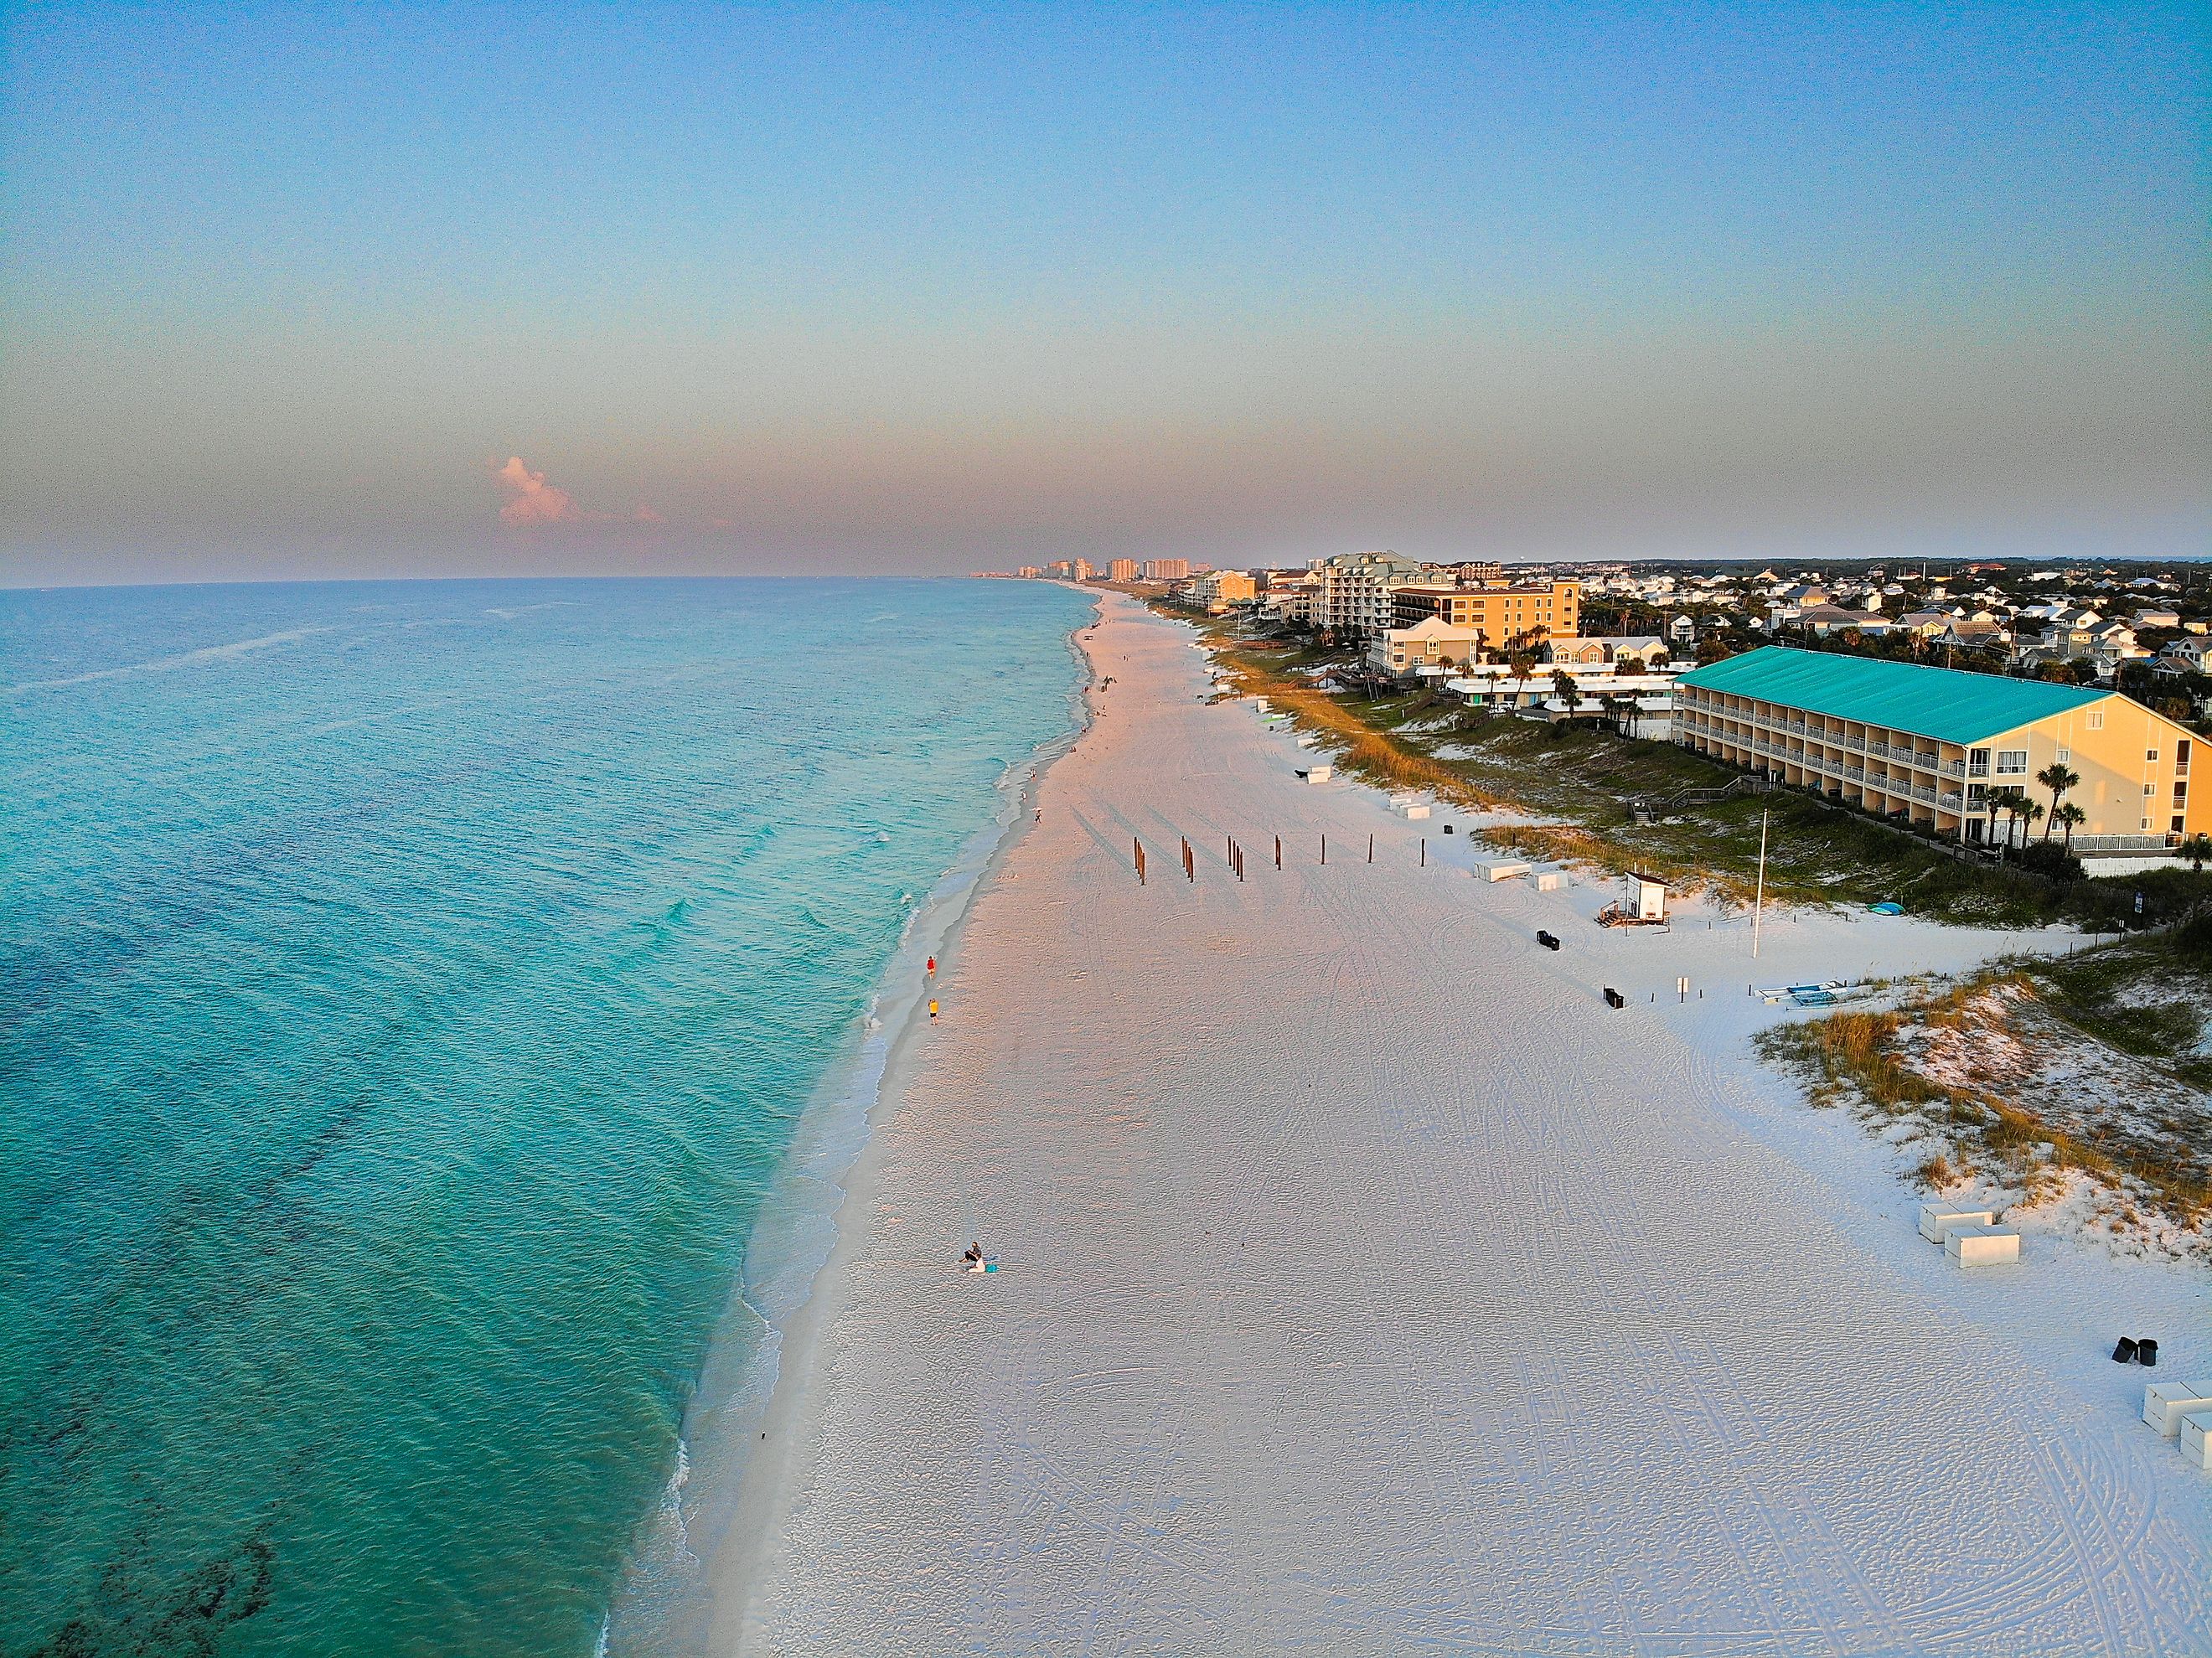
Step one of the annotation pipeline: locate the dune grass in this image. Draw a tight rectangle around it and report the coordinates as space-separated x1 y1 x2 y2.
1758 937 2212 1217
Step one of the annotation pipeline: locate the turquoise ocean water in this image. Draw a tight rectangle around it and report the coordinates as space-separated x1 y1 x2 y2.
0 576 1091 1656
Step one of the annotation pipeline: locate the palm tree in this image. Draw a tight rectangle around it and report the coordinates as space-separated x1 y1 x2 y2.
2182 832 2212 873
1551 669 1579 714
2016 798 2044 848
2035 762 2080 840
2054 801 2086 849
1984 787 2019 847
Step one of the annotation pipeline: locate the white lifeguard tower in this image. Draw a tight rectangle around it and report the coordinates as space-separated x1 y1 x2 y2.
1625 870 1667 923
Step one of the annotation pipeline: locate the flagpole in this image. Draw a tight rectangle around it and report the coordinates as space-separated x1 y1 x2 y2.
1753 808 1768 960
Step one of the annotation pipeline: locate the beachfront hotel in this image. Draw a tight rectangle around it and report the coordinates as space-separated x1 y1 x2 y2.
1675 647 2210 847
1389 579 1582 644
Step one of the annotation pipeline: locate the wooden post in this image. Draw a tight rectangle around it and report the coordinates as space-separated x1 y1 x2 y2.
1182 836 1194 882
1274 835 1281 869
1134 837 1145 884
1420 837 1426 866
1367 834 1373 864
1321 834 1327 865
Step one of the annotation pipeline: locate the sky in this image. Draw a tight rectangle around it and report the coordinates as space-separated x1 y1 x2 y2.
2 1 2206 584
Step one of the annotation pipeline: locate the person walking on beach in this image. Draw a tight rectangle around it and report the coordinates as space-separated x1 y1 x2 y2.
928 999 939 1021
926 956 935 976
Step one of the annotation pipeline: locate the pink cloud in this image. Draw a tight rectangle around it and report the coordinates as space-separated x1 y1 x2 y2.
633 503 664 524
493 456 583 526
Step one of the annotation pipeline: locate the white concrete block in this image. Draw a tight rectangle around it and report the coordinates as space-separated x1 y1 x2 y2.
2180 1410 2212 1469
1404 803 1430 819
1944 1223 2019 1267
2144 1381 2212 1437
1918 1202 1996 1242
1479 860 1532 882
1535 870 1563 891
1306 764 1332 783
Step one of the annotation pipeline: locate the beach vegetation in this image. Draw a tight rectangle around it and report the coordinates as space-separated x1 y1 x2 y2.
1756 930 2212 1239
1169 603 2212 933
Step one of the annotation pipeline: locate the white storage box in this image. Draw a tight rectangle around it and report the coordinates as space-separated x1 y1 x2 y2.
2180 1410 2212 1469
1535 870 1563 891
1918 1202 1996 1243
1404 803 1430 820
1944 1223 2020 1267
2144 1381 2212 1437
1305 764 1332 783
1479 860 1532 882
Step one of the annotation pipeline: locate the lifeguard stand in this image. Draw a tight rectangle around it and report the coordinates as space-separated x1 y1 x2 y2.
1625 870 1667 923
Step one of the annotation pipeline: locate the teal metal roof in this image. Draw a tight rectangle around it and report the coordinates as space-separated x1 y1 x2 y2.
1676 646 2113 746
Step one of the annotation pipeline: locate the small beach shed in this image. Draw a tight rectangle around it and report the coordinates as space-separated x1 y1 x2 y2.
1625 871 1667 922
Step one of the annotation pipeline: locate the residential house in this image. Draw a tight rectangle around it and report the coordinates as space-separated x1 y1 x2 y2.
1371 616 1482 675
1550 634 1667 668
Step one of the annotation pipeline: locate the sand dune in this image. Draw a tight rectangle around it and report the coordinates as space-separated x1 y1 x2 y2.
718 593 2210 1655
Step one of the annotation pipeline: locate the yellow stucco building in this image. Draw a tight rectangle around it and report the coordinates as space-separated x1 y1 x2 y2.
1390 581 1580 646
1676 647 2207 847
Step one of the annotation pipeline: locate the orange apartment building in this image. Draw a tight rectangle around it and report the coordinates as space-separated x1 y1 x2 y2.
1390 581 1581 648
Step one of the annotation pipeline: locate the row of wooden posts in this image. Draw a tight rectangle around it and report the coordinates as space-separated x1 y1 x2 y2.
1131 831 1430 884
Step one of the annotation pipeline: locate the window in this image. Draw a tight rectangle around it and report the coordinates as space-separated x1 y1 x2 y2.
2143 819 2153 831
2179 740 2192 773
2177 782 2189 803
2176 815 2189 834
1996 750 2029 775
2055 748 2070 763
1968 747 1990 777
2146 783 2158 796
2088 710 2106 730
2148 748 2160 762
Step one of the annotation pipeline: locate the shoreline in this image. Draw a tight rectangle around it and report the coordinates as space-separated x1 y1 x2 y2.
714 592 2207 1654
607 591 1106 1653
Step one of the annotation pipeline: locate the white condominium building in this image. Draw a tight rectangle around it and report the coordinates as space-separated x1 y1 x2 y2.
1310 551 1429 638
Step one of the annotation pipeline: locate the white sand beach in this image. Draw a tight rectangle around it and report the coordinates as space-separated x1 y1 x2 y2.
716 593 2211 1655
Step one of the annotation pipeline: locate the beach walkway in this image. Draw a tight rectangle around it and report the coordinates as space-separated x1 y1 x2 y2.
724 595 2210 1655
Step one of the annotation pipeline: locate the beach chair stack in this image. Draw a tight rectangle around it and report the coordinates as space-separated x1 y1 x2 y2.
1917 1201 2020 1268
2143 1381 2212 1471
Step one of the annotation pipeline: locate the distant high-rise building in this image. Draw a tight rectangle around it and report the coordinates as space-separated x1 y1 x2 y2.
1017 566 1043 578
1108 558 1140 582
1142 559 1191 581
1072 558 1095 581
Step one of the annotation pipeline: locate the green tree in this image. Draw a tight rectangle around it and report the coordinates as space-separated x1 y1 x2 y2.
2054 800 2086 849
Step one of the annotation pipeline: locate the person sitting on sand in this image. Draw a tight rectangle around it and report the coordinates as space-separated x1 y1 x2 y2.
961 1241 983 1268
